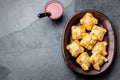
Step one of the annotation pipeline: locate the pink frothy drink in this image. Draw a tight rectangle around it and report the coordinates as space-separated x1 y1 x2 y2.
45 1 63 20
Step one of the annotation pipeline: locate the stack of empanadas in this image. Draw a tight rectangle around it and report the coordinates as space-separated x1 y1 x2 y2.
71 25 86 40
76 52 91 71
66 40 84 57
80 34 97 50
66 12 108 71
80 13 98 31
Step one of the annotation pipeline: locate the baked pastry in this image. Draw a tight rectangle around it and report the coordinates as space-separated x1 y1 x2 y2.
90 25 107 41
80 13 98 31
66 12 108 71
71 25 86 40
80 34 97 50
76 52 91 71
66 40 84 57
92 41 108 56
90 53 108 71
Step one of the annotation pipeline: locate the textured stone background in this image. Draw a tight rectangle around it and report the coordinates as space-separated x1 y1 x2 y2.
0 0 75 80
0 0 119 80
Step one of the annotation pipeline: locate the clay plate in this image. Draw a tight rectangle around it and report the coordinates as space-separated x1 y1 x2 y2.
62 10 115 75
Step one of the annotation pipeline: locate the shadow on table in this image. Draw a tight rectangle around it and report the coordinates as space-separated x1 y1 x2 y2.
0 65 11 80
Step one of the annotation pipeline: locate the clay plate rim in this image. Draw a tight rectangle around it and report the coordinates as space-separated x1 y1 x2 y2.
62 10 115 75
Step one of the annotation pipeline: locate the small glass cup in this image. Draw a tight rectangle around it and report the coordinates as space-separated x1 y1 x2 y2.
38 0 63 20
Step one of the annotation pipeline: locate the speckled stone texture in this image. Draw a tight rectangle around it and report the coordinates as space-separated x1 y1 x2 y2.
0 0 75 80
0 0 120 80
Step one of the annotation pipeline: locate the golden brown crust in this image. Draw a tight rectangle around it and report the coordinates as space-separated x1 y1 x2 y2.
80 13 98 31
92 41 108 56
66 12 108 71
90 54 108 71
90 25 107 41
66 40 84 57
76 52 91 71
80 34 97 50
71 25 86 40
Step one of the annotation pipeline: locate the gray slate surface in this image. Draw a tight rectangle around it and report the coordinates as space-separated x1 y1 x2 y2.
0 0 75 80
0 0 120 80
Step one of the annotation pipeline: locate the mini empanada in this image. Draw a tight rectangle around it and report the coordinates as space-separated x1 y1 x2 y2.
80 34 97 50
92 41 108 56
76 52 91 71
71 25 86 40
80 13 98 31
66 40 84 57
90 25 107 41
90 53 108 71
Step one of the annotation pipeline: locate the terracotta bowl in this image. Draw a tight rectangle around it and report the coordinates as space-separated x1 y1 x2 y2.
62 10 115 75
